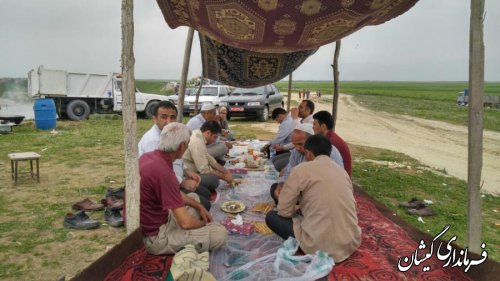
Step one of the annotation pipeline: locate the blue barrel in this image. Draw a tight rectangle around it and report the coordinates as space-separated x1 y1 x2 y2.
34 98 57 130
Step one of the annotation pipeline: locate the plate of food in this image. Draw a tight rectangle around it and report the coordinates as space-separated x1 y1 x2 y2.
221 200 246 214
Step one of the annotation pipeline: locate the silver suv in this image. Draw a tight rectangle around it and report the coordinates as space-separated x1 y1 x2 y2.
219 84 283 121
183 85 231 115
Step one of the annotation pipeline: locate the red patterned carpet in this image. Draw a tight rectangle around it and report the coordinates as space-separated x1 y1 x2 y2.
101 190 475 281
104 248 172 281
328 193 471 281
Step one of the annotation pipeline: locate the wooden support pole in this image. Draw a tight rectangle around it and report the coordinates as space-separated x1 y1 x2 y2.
467 0 485 253
121 0 140 233
287 73 293 111
177 28 195 123
332 40 341 131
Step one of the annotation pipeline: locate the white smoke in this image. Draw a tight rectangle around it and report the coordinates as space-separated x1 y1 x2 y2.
0 79 34 119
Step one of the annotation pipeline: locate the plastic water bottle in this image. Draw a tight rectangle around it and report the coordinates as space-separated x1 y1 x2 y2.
270 147 276 159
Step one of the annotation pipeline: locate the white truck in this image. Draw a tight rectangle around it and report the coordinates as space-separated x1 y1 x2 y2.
28 66 176 120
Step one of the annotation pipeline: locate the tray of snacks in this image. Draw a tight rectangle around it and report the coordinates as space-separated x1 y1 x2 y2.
220 200 246 213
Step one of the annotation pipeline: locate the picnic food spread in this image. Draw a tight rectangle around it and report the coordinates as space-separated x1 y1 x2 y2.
220 200 246 213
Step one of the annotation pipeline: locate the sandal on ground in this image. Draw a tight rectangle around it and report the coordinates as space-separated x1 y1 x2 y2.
407 203 435 216
399 197 424 209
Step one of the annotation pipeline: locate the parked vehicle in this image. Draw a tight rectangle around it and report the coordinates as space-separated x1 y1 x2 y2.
456 89 500 108
219 84 283 121
28 66 177 121
183 85 231 115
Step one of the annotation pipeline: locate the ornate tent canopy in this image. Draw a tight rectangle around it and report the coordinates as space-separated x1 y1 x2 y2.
156 0 419 87
200 33 317 87
157 0 419 53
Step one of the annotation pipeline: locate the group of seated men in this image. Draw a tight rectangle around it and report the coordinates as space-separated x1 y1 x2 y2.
137 99 361 263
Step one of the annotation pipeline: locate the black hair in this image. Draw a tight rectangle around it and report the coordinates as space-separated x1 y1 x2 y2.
302 100 315 114
312 110 334 130
304 134 332 157
271 107 287 119
200 120 222 134
155 100 177 116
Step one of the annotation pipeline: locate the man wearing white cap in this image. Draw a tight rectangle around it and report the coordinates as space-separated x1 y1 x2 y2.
186 103 217 131
186 103 231 161
269 123 344 204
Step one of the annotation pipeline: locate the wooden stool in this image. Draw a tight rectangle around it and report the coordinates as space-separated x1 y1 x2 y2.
8 152 40 185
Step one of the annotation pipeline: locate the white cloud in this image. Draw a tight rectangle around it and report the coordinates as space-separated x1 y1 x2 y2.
1 0 498 81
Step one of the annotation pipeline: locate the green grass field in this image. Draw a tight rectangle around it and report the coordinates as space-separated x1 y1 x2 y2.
1 78 498 279
275 81 500 132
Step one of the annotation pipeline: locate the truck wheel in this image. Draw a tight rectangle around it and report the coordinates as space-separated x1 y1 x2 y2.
145 101 159 119
259 106 269 122
66 99 91 121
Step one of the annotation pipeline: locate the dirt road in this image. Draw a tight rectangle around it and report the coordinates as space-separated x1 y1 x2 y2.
262 93 500 194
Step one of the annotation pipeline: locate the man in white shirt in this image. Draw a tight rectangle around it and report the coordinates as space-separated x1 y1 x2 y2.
138 101 212 210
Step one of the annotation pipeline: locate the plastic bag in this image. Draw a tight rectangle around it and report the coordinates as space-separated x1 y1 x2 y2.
218 237 334 281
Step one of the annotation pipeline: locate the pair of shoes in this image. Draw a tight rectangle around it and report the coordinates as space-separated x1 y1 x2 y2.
105 207 124 227
107 187 125 199
64 211 100 229
101 196 123 210
399 198 424 208
407 203 435 216
72 198 105 211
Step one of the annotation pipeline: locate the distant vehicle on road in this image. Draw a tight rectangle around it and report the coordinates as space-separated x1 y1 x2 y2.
220 84 283 121
183 85 231 115
456 89 500 108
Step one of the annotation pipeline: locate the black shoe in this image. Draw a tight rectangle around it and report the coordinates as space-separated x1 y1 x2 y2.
64 211 100 230
106 186 125 199
105 207 124 227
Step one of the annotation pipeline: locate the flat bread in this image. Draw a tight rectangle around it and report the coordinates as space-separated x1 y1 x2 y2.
251 203 274 213
254 222 273 235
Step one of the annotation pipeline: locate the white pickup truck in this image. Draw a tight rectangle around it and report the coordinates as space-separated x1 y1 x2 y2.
28 66 176 120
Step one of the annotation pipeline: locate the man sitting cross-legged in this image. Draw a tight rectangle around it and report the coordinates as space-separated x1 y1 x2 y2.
140 122 228 255
183 120 234 198
269 123 343 204
265 134 360 263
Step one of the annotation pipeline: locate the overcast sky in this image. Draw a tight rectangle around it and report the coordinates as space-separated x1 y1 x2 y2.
1 0 499 81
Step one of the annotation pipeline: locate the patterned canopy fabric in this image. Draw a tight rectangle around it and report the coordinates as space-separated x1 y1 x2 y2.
200 33 317 87
157 0 419 53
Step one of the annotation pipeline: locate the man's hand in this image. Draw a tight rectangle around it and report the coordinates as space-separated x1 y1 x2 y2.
290 108 299 119
198 205 213 224
223 171 234 184
273 143 285 152
274 183 284 199
224 141 233 149
279 168 285 177
184 170 201 185
181 179 199 192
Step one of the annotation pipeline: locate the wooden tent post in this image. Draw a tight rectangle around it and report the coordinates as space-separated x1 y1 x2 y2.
121 0 140 233
177 27 195 123
287 73 293 111
467 0 485 253
331 40 341 131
